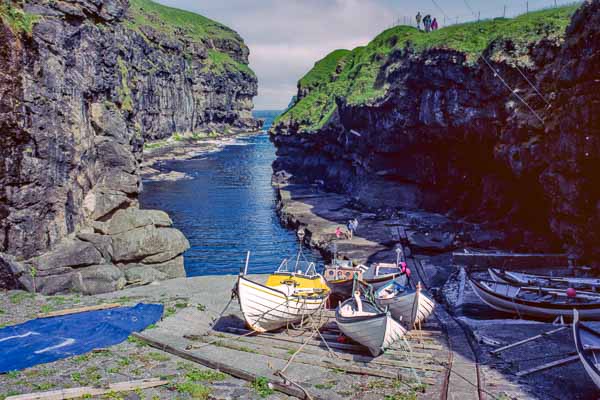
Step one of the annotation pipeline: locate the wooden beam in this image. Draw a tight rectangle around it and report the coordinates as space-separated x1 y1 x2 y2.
5 378 167 400
452 251 570 269
490 326 568 355
131 333 318 400
37 303 122 318
515 355 579 376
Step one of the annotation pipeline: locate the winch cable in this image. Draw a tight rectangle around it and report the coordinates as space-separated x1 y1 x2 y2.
425 0 547 125
513 62 552 107
480 55 545 124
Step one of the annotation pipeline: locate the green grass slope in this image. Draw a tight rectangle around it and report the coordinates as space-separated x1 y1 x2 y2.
125 0 253 76
275 5 579 133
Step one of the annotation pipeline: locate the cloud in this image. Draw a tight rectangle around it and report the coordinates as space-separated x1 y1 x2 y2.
154 0 409 109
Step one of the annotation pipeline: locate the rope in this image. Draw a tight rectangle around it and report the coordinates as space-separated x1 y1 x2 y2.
480 55 545 124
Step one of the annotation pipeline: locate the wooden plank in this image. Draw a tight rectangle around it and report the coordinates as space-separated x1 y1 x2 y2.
5 378 167 400
202 333 444 371
192 333 437 384
132 333 318 400
452 251 570 269
224 327 443 353
515 355 579 377
207 331 434 361
490 327 568 355
37 303 122 318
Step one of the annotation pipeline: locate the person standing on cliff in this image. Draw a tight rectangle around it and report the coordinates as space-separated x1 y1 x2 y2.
416 12 422 30
347 220 354 240
431 17 439 31
423 14 432 32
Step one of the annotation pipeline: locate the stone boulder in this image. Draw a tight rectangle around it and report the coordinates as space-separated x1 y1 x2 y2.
101 208 173 236
28 240 105 272
124 266 167 285
71 264 126 295
111 226 189 263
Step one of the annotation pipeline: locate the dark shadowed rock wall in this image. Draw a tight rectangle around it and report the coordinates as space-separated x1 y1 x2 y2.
271 1 600 262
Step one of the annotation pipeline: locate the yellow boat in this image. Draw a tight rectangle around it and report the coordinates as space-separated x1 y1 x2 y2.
237 254 330 332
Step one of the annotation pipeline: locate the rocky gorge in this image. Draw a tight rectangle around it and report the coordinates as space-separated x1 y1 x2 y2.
0 0 260 294
270 1 600 264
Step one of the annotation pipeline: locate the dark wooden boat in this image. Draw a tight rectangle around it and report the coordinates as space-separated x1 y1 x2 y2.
469 278 600 321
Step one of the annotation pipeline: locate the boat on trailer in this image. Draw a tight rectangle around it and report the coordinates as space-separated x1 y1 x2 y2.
237 254 329 333
488 268 600 290
469 277 600 321
573 309 600 389
375 281 435 328
336 292 407 356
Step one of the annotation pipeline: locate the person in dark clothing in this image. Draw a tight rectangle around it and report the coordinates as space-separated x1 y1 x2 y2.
431 17 439 30
423 14 432 32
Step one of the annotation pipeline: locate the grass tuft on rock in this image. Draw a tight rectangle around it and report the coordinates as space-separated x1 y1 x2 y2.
274 4 578 133
0 1 38 35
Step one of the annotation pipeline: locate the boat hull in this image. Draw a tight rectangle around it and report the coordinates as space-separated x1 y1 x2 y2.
376 287 435 327
573 310 600 389
336 299 406 356
237 276 328 333
469 279 600 321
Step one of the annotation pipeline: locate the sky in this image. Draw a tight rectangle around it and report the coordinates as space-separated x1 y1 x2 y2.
157 0 576 110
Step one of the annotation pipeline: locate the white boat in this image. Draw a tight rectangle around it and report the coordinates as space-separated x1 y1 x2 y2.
375 281 435 327
237 255 329 333
336 292 407 356
469 278 600 321
573 309 600 389
489 268 600 289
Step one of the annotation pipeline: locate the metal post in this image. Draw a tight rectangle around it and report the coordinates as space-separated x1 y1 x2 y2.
478 11 480 21
503 5 506 17
456 16 458 24
526 1 529 13
554 0 557 7
243 251 250 275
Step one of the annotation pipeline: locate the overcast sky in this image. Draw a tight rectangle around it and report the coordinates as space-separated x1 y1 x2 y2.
157 0 576 110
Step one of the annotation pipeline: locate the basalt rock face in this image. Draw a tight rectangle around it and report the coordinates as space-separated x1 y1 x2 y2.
0 0 259 293
271 2 600 261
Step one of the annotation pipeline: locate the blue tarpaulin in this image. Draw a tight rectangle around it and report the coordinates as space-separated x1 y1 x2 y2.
0 303 163 373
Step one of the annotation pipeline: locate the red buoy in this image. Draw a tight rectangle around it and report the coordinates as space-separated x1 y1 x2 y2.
566 287 577 298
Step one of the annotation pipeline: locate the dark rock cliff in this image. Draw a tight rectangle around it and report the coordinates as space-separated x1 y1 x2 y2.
0 0 259 293
270 1 600 262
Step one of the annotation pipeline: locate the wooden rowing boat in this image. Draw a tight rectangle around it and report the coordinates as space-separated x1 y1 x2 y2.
573 309 600 389
237 256 329 333
488 268 600 289
469 278 600 321
326 261 408 301
335 292 406 356
375 281 435 327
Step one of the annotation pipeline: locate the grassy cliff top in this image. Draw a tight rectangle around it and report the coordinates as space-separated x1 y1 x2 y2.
275 4 579 133
125 0 253 76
